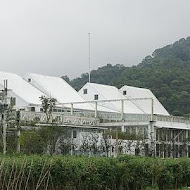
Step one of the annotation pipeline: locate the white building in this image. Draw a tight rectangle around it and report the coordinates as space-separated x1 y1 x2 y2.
24 73 94 110
0 72 189 158
0 71 45 111
79 82 145 114
24 73 116 113
78 82 190 158
119 85 169 115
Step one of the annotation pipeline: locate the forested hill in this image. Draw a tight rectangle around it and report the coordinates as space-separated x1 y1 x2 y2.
62 37 190 117
62 64 125 91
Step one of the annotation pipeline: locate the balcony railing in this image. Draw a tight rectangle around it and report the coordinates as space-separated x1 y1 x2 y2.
17 111 190 127
153 114 190 125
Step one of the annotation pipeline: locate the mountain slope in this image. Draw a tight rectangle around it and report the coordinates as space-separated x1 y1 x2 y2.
67 64 125 91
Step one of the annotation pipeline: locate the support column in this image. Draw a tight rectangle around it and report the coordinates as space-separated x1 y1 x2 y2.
149 122 156 157
71 130 74 156
186 130 188 157
95 102 98 118
120 100 124 121
71 103 73 115
115 127 118 157
17 129 21 152
151 98 154 121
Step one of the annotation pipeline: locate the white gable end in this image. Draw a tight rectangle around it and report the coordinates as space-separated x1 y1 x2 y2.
79 83 145 114
0 71 45 109
119 85 170 115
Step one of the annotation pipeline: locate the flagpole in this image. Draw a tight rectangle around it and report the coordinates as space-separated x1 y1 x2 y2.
88 32 91 83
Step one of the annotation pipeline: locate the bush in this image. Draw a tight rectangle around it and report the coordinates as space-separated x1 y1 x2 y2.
0 154 189 189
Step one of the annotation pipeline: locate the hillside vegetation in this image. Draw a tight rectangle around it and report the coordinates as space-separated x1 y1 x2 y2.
64 37 190 117
62 64 125 91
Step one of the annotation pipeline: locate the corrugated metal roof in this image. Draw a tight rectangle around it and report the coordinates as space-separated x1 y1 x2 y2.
119 85 170 115
0 71 44 105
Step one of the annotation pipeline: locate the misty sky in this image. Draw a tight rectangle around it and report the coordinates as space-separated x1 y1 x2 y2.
1 0 190 79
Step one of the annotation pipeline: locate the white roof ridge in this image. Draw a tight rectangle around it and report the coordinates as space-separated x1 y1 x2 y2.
122 85 151 91
30 73 81 95
24 73 53 99
87 82 118 89
0 71 19 75
23 73 94 110
0 72 45 105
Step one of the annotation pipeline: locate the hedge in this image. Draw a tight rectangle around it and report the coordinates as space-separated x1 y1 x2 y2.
0 154 189 189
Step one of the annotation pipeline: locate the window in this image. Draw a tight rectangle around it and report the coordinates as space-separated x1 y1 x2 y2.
31 107 35 112
156 144 160 157
83 89 87 94
123 90 127 95
40 108 43 112
73 130 77 138
10 97 16 106
94 94 98 100
28 78 32 82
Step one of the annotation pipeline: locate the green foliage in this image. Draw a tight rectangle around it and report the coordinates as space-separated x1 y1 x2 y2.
113 56 190 117
20 126 69 155
0 155 189 189
20 130 45 154
40 96 57 122
68 37 190 117
70 64 125 91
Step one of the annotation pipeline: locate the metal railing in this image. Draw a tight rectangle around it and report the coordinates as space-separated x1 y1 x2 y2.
153 114 190 125
20 111 100 126
19 110 190 126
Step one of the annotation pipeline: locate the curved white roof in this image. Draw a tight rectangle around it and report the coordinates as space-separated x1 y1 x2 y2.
79 83 145 114
119 85 169 115
24 73 102 111
0 71 44 105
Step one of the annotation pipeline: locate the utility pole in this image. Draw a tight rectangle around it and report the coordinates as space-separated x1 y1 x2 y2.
16 110 21 153
2 80 8 155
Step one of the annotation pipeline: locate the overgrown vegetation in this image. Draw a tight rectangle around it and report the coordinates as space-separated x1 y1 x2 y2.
66 37 190 117
0 154 190 190
19 126 69 155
